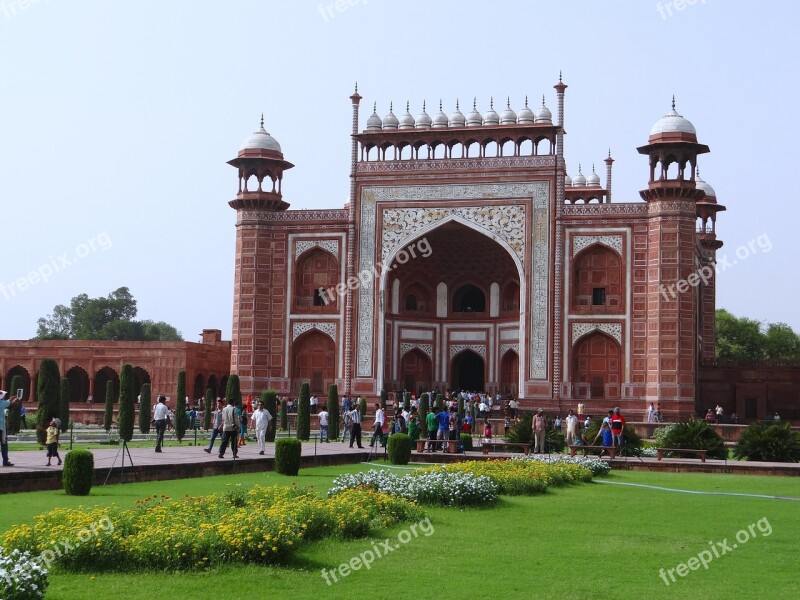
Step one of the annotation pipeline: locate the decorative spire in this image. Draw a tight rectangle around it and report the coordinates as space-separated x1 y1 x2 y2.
542 94 546 106
578 163 583 174
559 71 562 83
390 101 393 111
592 163 596 173
672 95 676 110
422 100 426 111
473 97 477 110
507 96 511 108
608 148 612 158
439 99 443 111
456 99 460 110
354 82 358 93
490 96 494 109
260 113 264 129
373 101 377 112
525 95 529 107
406 100 410 112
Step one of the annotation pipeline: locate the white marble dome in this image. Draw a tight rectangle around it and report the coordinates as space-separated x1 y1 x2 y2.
466 98 483 126
449 101 466 127
366 103 383 131
241 117 282 153
416 102 432 129
572 166 586 186
586 166 601 186
398 102 415 129
517 97 535 124
483 98 500 126
535 97 552 123
650 101 696 136
500 98 517 125
383 103 399 130
565 173 572 187
695 172 716 197
432 100 449 128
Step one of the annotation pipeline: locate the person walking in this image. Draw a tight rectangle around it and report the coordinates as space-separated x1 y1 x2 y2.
369 403 385 448
204 399 224 454
218 397 239 459
237 402 248 447
45 418 62 466
250 401 273 455
532 408 547 454
347 404 363 448
152 395 170 453
340 406 353 443
610 407 626 450
564 409 578 447
310 394 318 415
318 405 330 443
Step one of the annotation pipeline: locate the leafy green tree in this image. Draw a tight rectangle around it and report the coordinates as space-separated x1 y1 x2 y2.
174 370 188 442
359 396 367 419
59 378 70 433
35 287 182 341
380 389 387 410
139 383 152 433
435 394 444 412
764 323 800 359
262 389 278 442
327 384 339 441
297 382 310 440
6 375 24 434
203 388 214 430
117 364 135 442
715 309 764 360
103 380 114 432
36 358 61 444
403 391 410 411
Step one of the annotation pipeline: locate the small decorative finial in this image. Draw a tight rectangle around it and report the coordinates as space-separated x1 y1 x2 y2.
672 95 676 110
473 97 477 110
608 148 612 158
389 101 393 111
592 163 596 173
542 94 546 106
406 100 410 112
439 99 443 111
490 96 494 109
578 163 583 174
507 96 511 108
373 101 377 112
260 113 264 128
456 99 460 110
559 71 563 83
525 95 529 107
354 82 358 93
422 100 426 111
697 166 701 177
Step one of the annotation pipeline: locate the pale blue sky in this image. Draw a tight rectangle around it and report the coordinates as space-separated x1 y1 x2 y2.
1 0 798 341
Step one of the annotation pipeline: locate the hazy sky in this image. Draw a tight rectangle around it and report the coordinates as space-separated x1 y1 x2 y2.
2 0 798 341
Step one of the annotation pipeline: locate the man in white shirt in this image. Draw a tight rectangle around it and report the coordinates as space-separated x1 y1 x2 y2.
564 410 578 446
318 405 330 443
370 403 385 448
310 394 318 414
250 401 273 455
203 399 224 454
152 396 170 453
348 404 364 448
217 397 239 459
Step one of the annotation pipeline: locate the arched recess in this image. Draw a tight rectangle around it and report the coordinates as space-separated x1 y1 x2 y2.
294 248 339 312
572 244 624 312
292 331 336 395
65 366 90 403
499 350 519 396
219 375 230 399
451 350 485 392
4 365 31 401
192 373 205 400
207 374 219 398
452 283 486 313
93 366 120 405
572 332 620 399
133 367 150 398
502 281 520 314
402 281 433 316
400 349 432 394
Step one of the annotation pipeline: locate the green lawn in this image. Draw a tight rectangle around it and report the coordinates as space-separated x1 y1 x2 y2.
1 464 798 599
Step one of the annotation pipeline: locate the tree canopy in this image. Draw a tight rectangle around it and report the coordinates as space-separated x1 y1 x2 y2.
715 309 800 360
35 287 182 341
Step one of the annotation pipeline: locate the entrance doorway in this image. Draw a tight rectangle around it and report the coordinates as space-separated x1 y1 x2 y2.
451 351 485 392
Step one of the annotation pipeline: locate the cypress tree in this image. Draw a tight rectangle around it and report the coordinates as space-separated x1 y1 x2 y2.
435 393 444 412
225 375 242 407
117 364 135 442
6 374 23 434
139 383 152 434
380 389 388 410
280 397 288 431
359 396 367 419
403 391 411 411
262 389 278 442
297 382 310 440
327 384 339 441
175 370 188 442
203 388 214 430
103 380 114 432
35 359 60 444
457 396 465 420
419 392 429 435
59 378 70 433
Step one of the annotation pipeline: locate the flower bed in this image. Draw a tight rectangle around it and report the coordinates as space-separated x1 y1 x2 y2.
1 485 422 572
0 547 48 600
329 469 499 507
513 454 612 477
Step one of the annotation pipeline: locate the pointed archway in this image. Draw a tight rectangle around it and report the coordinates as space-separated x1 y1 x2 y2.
400 349 432 395
66 366 90 403
451 350 485 392
573 332 621 399
499 350 519 396
291 330 336 395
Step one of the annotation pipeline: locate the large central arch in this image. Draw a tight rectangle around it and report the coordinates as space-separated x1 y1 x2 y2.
451 350 485 392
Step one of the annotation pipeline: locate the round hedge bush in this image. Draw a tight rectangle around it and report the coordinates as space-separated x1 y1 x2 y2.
387 433 412 465
62 449 94 496
460 433 473 451
275 438 302 475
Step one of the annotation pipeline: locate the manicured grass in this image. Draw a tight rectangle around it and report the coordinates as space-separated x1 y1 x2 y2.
1 465 799 599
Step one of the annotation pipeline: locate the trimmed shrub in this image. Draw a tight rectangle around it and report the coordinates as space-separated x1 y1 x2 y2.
275 438 302 475
6 374 24 434
262 389 278 442
457 397 464 420
387 433 412 465
435 394 443 412
508 414 532 444
297 383 310 440
661 419 726 460
36 358 61 444
403 392 410 411
203 387 213 431
225 375 242 406
138 383 152 434
380 389 388 410
419 393 429 434
58 378 70 433
460 433 473 451
280 398 288 431
174 370 188 442
734 421 800 462
62 449 94 496
327 385 339 441
103 380 114 432
359 396 367 419
117 364 135 442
